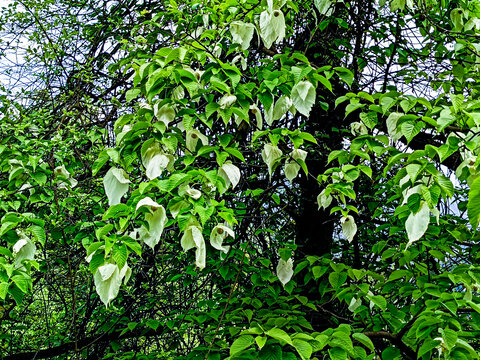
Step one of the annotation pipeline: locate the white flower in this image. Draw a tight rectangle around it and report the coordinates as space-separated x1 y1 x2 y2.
54 165 78 188
186 129 209 152
154 103 176 128
219 94 237 109
276 258 294 286
13 232 36 269
136 197 168 250
94 263 131 307
259 9 286 48
141 142 174 180
230 21 256 50
341 215 357 243
210 224 234 253
181 223 206 269
103 167 130 206
284 148 307 181
218 161 241 189
261 143 283 177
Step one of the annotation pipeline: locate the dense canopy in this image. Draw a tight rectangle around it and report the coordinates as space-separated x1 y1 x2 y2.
1 0 480 359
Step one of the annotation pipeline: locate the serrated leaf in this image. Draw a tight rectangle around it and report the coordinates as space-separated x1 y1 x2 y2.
293 339 313 360
265 328 293 345
469 177 480 228
230 335 254 356
29 225 46 246
352 333 374 351
103 204 131 221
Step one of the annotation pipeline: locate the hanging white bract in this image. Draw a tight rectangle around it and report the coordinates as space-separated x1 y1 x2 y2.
218 161 241 189
210 224 234 254
136 197 168 250
284 148 307 181
276 258 294 287
230 21 256 50
291 81 316 117
103 167 130 206
181 222 206 269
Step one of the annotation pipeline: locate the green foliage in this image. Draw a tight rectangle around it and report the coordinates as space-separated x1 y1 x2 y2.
1 0 480 359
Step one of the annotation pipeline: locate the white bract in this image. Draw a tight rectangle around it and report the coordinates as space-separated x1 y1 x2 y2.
94 263 131 307
181 224 206 269
314 0 337 15
405 201 430 248
154 103 176 128
272 96 293 123
13 233 36 269
186 187 202 200
259 9 285 49
219 94 237 109
218 161 241 189
230 21 256 50
136 197 168 250
141 142 173 180
291 81 316 117
350 121 368 136
261 143 283 177
276 258 294 286
386 112 403 141
103 167 130 206
232 54 247 71
250 104 263 129
341 215 357 243
210 224 234 253
317 189 333 210
284 148 307 181
54 165 78 189
186 129 208 152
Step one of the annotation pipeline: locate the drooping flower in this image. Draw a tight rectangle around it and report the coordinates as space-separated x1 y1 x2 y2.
141 142 174 180
103 167 130 206
276 258 293 286
186 129 208 152
181 221 206 269
261 143 283 177
284 148 307 181
218 161 241 189
210 224 234 253
136 197 168 250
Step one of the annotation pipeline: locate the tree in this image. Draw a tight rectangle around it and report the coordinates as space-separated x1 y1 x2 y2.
1 0 480 359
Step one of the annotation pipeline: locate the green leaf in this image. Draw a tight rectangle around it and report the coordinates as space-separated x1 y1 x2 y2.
11 274 32 293
467 177 480 228
329 271 347 289
258 344 281 359
112 244 128 270
352 333 374 351
230 335 254 356
96 224 114 240
417 339 440 358
401 121 425 143
125 88 141 102
442 328 457 351
225 148 245 162
103 204 131 220
29 225 46 246
265 328 293 345
293 339 313 360
334 67 354 88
